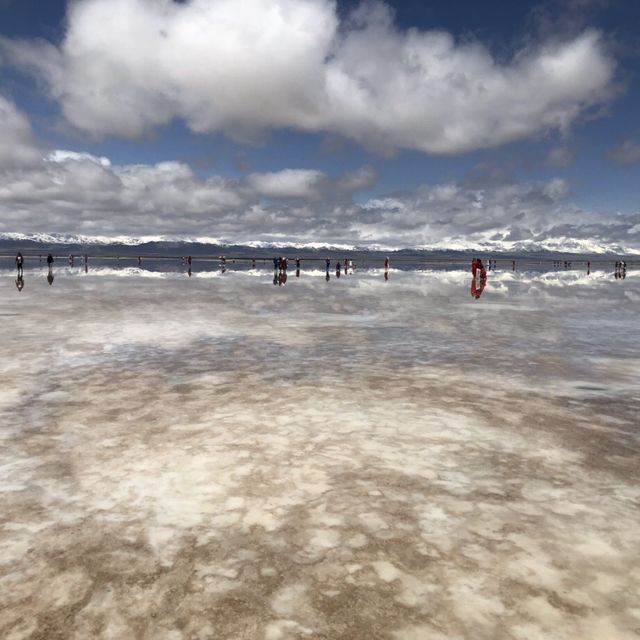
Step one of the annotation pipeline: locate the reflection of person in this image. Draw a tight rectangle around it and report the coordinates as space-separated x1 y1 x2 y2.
325 271 330 282
47 271 54 286
15 252 24 275
15 275 24 291
471 275 486 299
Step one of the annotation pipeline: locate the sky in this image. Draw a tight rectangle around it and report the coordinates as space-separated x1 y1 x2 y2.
0 0 639 251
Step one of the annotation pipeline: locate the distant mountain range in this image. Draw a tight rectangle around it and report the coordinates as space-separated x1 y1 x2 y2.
0 233 636 261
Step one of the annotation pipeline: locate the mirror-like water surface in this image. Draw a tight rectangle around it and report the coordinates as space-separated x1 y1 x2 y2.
1 265 639 639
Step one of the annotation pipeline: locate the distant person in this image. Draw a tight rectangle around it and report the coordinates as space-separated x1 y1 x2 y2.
295 257 300 269
273 257 279 270
615 260 626 279
335 261 341 278
68 254 74 266
384 256 390 269
46 253 54 269
187 256 192 267
15 274 24 291
15 252 24 275
325 257 331 271
471 258 486 279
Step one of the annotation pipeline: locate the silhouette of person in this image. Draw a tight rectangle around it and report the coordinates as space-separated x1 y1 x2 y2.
335 261 341 278
384 256 390 269
69 254 74 266
325 257 331 271
46 253 54 282
295 257 300 269
15 252 24 275
15 274 24 291
187 256 192 267
471 275 486 299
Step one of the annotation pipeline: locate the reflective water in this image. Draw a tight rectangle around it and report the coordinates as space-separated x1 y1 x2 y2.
1 264 639 639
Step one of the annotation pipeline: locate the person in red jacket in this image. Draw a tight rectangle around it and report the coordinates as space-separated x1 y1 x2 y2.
471 258 486 279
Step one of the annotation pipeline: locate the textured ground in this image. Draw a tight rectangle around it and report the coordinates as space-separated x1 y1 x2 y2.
1 265 639 639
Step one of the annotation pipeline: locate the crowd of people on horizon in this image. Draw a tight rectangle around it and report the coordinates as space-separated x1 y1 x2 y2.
8 251 634 292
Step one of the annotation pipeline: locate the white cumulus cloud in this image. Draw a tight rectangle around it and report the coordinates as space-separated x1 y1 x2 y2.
1 96 637 252
0 0 617 154
0 95 43 168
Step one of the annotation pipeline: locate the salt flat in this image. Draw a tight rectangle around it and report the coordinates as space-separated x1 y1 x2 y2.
1 264 639 639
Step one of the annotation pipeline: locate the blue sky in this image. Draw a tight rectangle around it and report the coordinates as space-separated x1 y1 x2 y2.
0 0 639 250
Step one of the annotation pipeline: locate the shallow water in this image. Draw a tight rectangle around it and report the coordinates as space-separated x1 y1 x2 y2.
1 264 639 639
